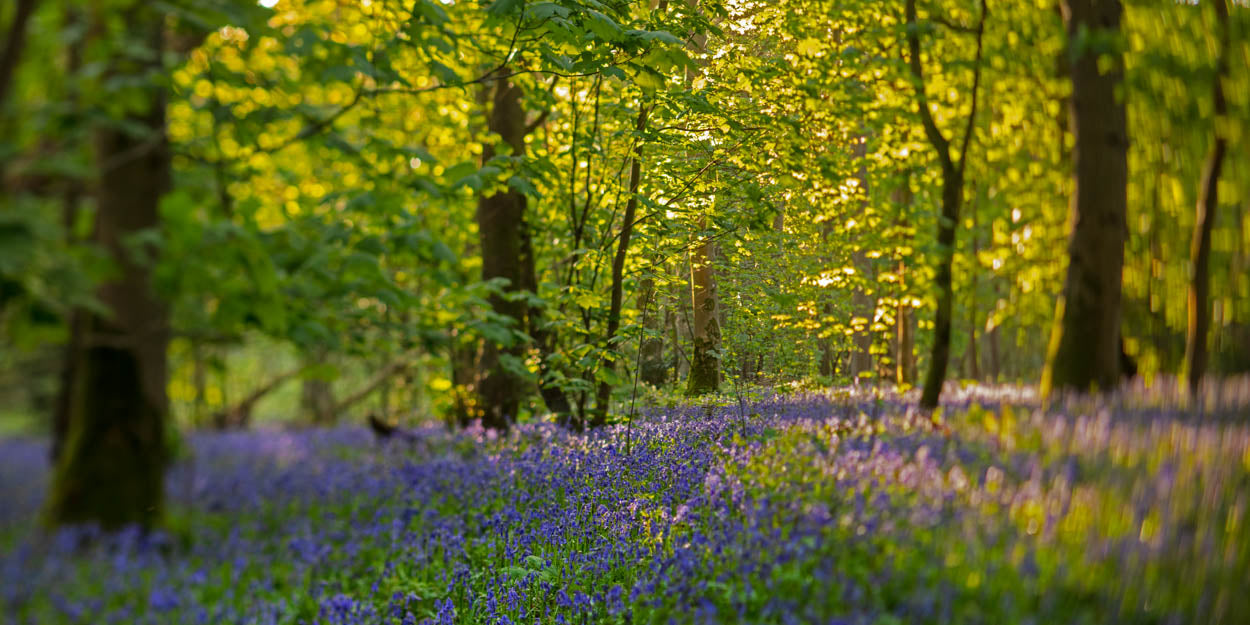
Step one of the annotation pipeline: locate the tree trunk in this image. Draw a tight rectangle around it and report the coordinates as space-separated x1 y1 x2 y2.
48 6 88 462
0 0 38 126
686 222 720 395
47 4 170 530
1184 0 1230 398
301 377 336 426
850 257 874 383
907 0 986 410
817 218 837 380
987 318 1000 383
918 165 963 407
1042 0 1129 396
892 180 917 386
475 70 530 430
987 280 1003 382
966 224 981 381
449 330 480 426
849 135 874 384
638 275 667 386
668 263 687 381
191 342 208 425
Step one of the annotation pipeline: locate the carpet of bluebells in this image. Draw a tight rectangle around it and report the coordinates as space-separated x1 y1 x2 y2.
2 381 1250 625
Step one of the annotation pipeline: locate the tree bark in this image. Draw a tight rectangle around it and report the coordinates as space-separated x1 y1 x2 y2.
47 4 170 530
475 70 530 430
1184 0 1230 398
1042 0 1129 396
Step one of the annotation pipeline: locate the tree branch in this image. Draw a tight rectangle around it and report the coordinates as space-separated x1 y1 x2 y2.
956 0 988 175
905 0 953 171
0 0 38 114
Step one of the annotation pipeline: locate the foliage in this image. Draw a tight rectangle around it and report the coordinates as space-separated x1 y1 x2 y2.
3 0 1249 429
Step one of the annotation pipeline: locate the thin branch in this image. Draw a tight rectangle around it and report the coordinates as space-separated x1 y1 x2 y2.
0 0 38 114
956 0 989 175
905 0 952 170
524 108 551 135
929 15 978 35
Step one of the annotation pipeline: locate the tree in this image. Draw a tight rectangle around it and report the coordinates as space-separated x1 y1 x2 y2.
1184 0 1231 398
687 222 721 395
0 0 38 133
892 179 918 386
849 134 874 384
906 0 988 410
1042 0 1129 396
591 104 649 427
46 2 172 530
475 70 531 430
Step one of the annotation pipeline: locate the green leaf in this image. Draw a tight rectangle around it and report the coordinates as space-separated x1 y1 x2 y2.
355 235 387 256
633 67 666 91
584 10 622 42
488 0 524 16
429 60 460 84
431 241 458 264
595 366 625 387
631 29 683 46
507 176 541 198
527 2 569 20
443 161 478 181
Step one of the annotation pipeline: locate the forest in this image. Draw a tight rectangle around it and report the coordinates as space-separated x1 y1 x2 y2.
1 0 1249 623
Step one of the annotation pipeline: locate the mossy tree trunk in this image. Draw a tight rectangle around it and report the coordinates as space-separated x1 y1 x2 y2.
1042 0 1130 396
47 3 171 531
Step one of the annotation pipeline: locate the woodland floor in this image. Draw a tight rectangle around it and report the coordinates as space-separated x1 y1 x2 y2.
2 383 1249 625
